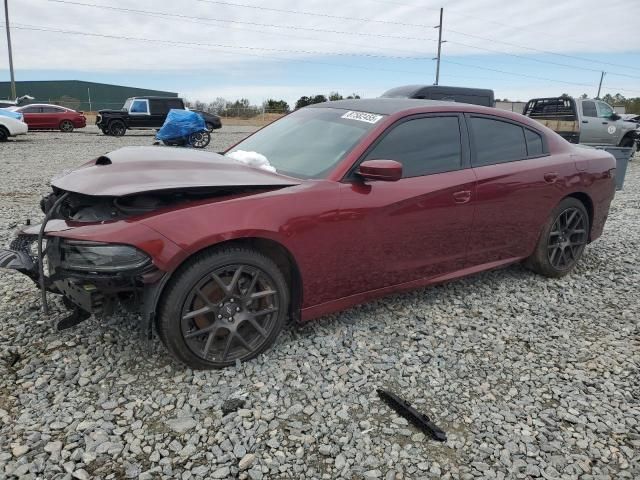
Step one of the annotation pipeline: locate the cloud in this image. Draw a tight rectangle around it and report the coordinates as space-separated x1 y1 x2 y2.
1 0 639 101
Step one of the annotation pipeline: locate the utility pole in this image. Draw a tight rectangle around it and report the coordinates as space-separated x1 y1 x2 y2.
4 0 16 99
596 71 606 99
434 7 444 85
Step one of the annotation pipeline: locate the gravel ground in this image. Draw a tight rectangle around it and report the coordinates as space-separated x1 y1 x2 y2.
0 128 638 480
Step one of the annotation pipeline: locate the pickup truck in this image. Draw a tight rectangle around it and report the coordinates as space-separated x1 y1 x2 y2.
96 96 222 136
523 96 638 153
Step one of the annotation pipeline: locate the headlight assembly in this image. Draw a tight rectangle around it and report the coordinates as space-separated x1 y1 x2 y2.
59 240 150 272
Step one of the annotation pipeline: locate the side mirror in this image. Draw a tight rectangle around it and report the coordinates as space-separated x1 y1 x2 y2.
357 160 402 182
610 113 621 121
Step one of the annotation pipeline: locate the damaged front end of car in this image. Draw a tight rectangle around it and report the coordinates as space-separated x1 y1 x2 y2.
1 189 171 332
0 146 301 333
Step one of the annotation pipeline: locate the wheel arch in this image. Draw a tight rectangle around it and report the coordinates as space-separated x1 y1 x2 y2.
565 192 594 240
152 236 303 324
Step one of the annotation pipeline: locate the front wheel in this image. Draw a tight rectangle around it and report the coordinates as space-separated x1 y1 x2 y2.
0 126 8 142
525 198 589 278
59 120 74 132
109 120 126 137
620 136 637 157
157 248 289 369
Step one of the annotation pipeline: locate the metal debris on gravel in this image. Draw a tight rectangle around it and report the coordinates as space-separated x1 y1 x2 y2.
0 128 638 479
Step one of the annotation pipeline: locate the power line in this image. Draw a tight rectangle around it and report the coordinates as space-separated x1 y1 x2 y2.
45 0 640 81
45 0 439 56
46 0 438 43
195 0 431 27
2 23 435 75
441 59 640 95
446 28 640 73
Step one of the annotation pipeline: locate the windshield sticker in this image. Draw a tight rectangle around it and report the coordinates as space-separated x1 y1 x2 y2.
341 111 383 124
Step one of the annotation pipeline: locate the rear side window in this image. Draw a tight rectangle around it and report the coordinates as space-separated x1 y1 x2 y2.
365 116 462 177
582 101 597 117
470 117 527 166
166 99 184 110
150 100 168 115
525 129 544 156
42 106 64 113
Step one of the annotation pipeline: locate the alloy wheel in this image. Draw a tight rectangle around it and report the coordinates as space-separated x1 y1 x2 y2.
109 121 126 137
547 207 588 270
180 264 280 363
60 120 74 132
188 131 210 148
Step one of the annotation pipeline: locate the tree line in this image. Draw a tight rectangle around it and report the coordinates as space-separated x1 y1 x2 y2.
185 92 361 118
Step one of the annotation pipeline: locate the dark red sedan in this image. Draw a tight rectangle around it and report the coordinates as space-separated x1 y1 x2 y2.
0 99 616 368
13 103 86 132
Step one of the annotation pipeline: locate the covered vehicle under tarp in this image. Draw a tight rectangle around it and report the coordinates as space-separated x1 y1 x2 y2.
156 109 207 141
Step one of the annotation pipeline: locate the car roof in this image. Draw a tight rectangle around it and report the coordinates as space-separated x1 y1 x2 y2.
128 96 182 100
19 103 71 109
308 97 515 116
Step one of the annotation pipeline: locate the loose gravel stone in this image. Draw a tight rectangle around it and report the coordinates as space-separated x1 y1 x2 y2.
0 129 638 479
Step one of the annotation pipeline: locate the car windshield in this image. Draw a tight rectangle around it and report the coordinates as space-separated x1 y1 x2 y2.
226 107 383 179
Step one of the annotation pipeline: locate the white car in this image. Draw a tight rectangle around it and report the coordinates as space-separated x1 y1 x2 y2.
0 112 29 141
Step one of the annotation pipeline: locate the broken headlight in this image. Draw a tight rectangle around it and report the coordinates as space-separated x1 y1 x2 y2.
59 240 150 272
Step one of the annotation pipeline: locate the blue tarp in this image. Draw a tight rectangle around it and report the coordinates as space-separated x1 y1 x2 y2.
0 108 22 120
156 109 206 141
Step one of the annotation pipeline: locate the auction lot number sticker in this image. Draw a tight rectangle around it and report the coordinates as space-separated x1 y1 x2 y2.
342 111 383 124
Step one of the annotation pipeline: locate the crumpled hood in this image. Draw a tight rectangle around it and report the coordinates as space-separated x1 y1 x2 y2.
52 146 300 196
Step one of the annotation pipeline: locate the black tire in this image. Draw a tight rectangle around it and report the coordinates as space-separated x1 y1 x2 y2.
59 120 74 133
157 247 289 369
620 136 637 156
0 126 8 142
525 197 590 278
108 120 126 137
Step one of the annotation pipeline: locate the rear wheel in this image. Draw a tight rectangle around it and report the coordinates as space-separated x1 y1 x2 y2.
188 131 210 148
109 120 126 137
59 120 74 132
0 126 8 142
157 247 289 369
525 197 589 277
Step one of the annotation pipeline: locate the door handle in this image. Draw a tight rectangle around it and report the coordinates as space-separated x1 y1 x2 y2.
544 172 559 183
602 121 608 124
453 190 471 204
581 120 588 123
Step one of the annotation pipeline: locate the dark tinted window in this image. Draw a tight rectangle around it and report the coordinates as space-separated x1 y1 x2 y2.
470 117 527 166
42 106 64 113
365 116 462 177
22 106 41 113
150 100 168 115
525 129 544 156
582 100 597 117
166 99 184 110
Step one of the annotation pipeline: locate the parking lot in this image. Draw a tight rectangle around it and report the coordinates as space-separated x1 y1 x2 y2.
0 129 639 479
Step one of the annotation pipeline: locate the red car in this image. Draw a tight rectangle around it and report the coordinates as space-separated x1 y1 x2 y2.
0 99 616 369
13 103 86 132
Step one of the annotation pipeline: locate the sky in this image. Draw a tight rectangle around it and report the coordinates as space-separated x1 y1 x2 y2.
1 0 639 106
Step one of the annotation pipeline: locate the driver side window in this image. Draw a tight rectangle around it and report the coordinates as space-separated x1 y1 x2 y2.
596 101 614 119
364 116 462 178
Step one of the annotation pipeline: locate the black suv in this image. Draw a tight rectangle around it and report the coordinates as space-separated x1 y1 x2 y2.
96 96 222 136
